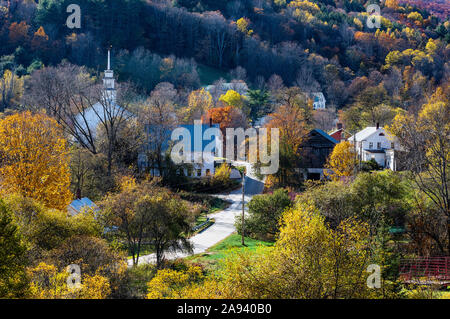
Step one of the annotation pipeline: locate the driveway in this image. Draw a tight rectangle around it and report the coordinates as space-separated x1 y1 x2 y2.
128 161 264 266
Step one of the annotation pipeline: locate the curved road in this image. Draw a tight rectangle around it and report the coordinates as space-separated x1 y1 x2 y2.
129 162 264 266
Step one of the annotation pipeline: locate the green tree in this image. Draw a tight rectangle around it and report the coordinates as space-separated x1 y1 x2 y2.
247 89 271 122
236 189 292 241
0 200 29 298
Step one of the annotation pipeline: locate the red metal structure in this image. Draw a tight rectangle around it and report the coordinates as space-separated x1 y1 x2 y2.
399 257 450 284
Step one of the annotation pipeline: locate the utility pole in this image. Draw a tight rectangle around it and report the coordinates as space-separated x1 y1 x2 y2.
241 170 246 246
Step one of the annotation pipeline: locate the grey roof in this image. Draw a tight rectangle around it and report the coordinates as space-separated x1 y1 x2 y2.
69 197 98 213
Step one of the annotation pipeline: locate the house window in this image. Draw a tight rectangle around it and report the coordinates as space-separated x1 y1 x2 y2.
369 142 373 149
391 142 395 149
377 142 381 149
197 169 202 177
206 169 211 176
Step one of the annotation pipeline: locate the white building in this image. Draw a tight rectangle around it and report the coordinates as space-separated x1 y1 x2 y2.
310 92 326 110
139 122 221 178
347 125 399 170
74 50 130 140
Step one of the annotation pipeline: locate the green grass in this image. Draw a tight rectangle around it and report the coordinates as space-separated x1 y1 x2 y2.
208 198 230 214
185 233 273 270
198 64 230 85
127 244 154 260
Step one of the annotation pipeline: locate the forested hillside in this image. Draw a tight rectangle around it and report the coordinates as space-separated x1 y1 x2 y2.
0 0 448 110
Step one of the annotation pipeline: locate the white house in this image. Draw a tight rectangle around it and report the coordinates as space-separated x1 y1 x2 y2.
347 125 399 170
139 122 221 178
309 92 326 110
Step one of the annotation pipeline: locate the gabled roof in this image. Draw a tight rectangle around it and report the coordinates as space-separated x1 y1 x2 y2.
347 127 379 142
68 197 98 214
311 128 338 144
146 123 220 153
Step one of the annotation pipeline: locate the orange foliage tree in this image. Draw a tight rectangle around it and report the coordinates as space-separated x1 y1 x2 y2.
0 111 72 210
8 21 30 46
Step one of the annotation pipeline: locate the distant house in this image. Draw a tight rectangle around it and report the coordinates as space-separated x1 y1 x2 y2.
253 115 270 128
139 122 221 178
347 124 399 170
205 81 249 97
297 129 338 180
329 123 349 143
68 197 98 216
308 92 326 110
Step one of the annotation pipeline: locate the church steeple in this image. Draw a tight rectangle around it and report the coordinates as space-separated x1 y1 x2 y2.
103 48 116 104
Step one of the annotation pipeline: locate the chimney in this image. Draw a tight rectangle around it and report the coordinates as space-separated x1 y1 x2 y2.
76 188 81 200
337 123 343 130
376 122 380 130
209 117 213 127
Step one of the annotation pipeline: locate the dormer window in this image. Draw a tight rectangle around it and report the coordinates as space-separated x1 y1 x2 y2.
379 133 385 136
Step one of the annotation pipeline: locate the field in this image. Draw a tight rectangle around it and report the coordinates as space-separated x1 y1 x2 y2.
185 233 274 271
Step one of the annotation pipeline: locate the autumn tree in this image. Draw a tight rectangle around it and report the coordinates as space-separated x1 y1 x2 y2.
23 63 136 176
31 26 49 51
387 87 450 254
265 90 310 186
207 105 247 132
141 82 179 178
8 21 29 47
148 203 379 299
236 17 253 36
182 88 213 123
100 178 194 267
325 141 358 181
27 262 111 299
0 69 23 111
219 89 245 110
0 111 72 210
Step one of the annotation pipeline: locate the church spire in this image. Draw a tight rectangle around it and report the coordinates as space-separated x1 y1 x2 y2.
103 48 116 103
107 48 111 70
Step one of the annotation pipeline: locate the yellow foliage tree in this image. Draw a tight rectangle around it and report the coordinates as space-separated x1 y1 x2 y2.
0 112 72 210
0 69 24 109
325 141 358 181
219 90 245 109
213 163 232 188
147 266 204 299
236 18 253 36
182 88 213 123
385 0 399 10
28 262 111 299
146 203 378 299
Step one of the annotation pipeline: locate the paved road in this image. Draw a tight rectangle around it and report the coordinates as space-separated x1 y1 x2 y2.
129 162 264 267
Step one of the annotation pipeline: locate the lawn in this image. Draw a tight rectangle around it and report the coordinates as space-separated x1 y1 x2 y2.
198 63 230 86
185 233 274 270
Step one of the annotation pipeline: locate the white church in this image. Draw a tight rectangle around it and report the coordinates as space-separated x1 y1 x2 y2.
74 50 128 140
